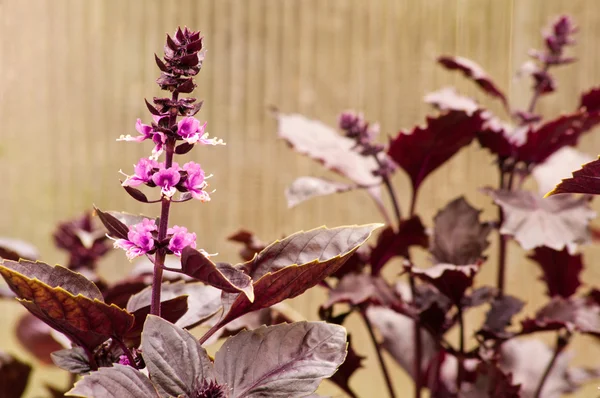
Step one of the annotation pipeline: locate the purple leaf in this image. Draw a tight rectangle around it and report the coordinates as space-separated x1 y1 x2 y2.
179 247 254 301
141 315 215 398
478 295 525 340
94 207 156 241
437 56 508 105
546 156 600 196
0 237 39 261
532 147 593 195
16 313 63 365
275 113 382 186
411 264 480 304
387 110 485 194
126 281 221 329
203 224 381 342
175 141 195 155
51 347 91 374
68 364 160 398
125 296 189 345
529 247 583 298
227 229 267 262
0 351 31 398
329 334 364 398
370 217 428 275
122 185 149 203
430 197 492 265
321 273 399 310
424 87 480 115
483 188 595 251
214 322 347 398
285 176 353 208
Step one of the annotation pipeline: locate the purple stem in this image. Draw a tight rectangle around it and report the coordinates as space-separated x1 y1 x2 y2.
360 309 397 398
526 63 550 115
372 155 402 226
533 332 570 398
456 306 465 393
409 272 423 398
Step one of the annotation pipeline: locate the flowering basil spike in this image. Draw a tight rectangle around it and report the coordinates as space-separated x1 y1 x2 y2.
111 219 157 260
182 161 210 201
167 226 197 256
121 158 159 187
152 166 181 198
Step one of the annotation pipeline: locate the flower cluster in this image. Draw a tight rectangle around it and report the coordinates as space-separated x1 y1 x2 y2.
111 219 197 260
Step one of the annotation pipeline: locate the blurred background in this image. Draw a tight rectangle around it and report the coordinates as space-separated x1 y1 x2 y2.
1 0 600 397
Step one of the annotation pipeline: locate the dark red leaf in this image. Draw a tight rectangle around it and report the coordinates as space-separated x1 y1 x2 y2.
154 54 167 72
122 185 149 203
16 313 63 365
321 273 399 310
124 296 189 345
0 237 39 261
437 56 508 106
411 263 480 304
476 114 521 159
275 112 382 187
387 110 485 193
529 247 583 298
227 229 267 262
0 259 134 351
478 295 525 340
175 142 195 155
0 351 31 398
430 197 492 265
178 247 254 301
532 147 593 195
370 216 428 275
520 295 600 336
329 334 364 398
201 224 381 343
546 156 600 196
94 207 156 240
102 277 149 308
483 188 595 251
285 176 353 208
580 86 600 112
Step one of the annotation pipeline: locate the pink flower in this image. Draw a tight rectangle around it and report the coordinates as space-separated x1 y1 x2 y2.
112 219 157 260
182 162 210 201
151 132 167 160
117 119 154 143
121 158 158 187
167 226 197 256
177 117 225 146
152 165 181 198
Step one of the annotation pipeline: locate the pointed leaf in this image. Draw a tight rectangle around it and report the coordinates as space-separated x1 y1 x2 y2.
424 87 480 115
0 237 38 261
285 176 353 208
580 87 600 112
94 207 156 240
141 315 214 398
125 296 189 345
478 295 525 340
411 263 479 303
214 321 347 398
529 247 583 298
51 347 91 374
546 156 600 196
276 113 381 186
483 188 595 251
387 110 485 193
203 224 381 341
177 247 254 301
437 56 508 105
370 217 428 275
127 281 221 329
175 141 195 155
532 147 593 196
430 197 492 265
122 186 149 203
0 259 134 351
67 364 159 398
476 114 522 159
0 352 31 398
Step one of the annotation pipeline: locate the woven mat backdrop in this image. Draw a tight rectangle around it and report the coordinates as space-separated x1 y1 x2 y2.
1 1 600 397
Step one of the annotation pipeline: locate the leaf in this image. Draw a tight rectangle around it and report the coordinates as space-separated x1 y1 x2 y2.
437 56 508 105
370 216 428 275
214 321 347 398
127 281 221 329
366 306 438 380
141 315 214 398
546 156 600 196
178 247 254 301
122 186 149 203
285 176 353 208
532 147 594 196
94 207 156 240
227 229 267 262
483 188 595 251
16 313 64 365
424 87 480 115
321 273 399 310
521 295 600 336
275 112 381 186
411 263 480 304
387 110 485 193
478 295 525 340
125 296 189 345
0 259 134 351
328 334 364 398
430 197 492 265
580 86 600 112
0 237 38 261
51 347 91 374
202 224 381 342
67 364 159 398
528 247 583 298
0 351 31 398
476 114 523 159
465 362 522 398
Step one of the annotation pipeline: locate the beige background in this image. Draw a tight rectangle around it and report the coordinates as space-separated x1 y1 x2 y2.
1 0 600 397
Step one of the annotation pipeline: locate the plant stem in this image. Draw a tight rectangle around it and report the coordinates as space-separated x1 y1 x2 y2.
360 309 397 398
526 64 550 114
373 155 402 226
533 332 570 398
408 273 422 398
456 306 465 393
409 188 418 217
